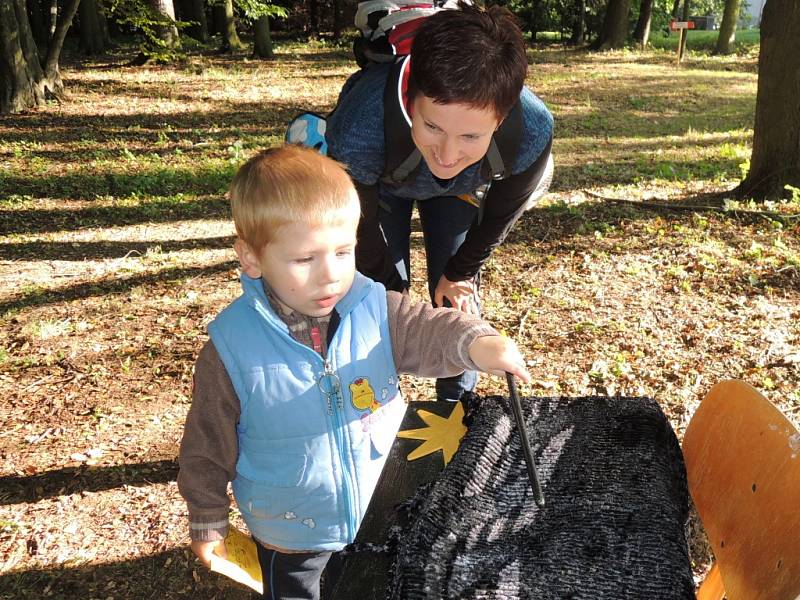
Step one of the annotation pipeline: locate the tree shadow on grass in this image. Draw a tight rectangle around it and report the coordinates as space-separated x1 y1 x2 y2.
517 192 796 241
5 199 794 316
0 259 237 316
0 197 231 236
69 77 209 103
0 460 179 505
549 157 743 192
0 236 235 261
531 46 758 73
0 103 309 148
553 92 754 140
0 167 236 208
0 548 253 600
502 199 800 295
505 196 735 251
0 153 741 235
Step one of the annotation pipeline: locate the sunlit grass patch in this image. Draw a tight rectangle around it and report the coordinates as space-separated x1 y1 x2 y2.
24 318 74 340
648 28 760 54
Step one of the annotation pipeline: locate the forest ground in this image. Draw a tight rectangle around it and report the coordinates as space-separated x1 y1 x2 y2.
1 36 798 599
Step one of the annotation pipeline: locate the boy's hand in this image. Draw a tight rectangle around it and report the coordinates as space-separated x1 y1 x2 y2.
191 539 227 568
468 335 531 383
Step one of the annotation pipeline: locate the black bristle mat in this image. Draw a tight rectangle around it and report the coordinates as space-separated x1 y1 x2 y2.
388 394 694 599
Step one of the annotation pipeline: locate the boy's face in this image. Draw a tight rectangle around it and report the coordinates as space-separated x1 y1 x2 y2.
237 219 358 318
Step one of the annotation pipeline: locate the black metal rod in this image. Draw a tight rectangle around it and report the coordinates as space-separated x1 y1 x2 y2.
506 372 545 507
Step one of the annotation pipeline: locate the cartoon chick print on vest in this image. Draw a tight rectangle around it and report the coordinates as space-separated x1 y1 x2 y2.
349 377 381 412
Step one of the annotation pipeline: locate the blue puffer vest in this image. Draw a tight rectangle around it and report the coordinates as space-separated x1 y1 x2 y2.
208 273 405 551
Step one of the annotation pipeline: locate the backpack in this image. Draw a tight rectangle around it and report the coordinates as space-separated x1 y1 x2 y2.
285 112 328 155
352 0 465 68
286 0 521 189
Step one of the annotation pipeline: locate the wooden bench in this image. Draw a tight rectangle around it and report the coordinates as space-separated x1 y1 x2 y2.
683 380 800 600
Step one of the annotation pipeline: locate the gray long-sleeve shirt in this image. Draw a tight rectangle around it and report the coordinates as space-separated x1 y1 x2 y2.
178 288 497 543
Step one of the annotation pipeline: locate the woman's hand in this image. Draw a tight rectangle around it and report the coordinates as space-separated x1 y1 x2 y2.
468 335 531 383
191 539 227 568
434 274 478 314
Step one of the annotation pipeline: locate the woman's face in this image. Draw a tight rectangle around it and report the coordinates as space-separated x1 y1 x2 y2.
410 94 501 180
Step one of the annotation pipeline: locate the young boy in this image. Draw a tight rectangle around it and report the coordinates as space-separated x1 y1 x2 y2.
177 145 530 600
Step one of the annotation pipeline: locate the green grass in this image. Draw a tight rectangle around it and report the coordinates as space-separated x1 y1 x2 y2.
1 39 799 600
649 28 760 53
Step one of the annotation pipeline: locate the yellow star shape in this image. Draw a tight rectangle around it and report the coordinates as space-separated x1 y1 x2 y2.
397 402 468 465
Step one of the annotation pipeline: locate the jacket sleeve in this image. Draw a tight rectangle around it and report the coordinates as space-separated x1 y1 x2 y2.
386 290 499 377
353 180 405 292
177 341 241 542
443 136 553 282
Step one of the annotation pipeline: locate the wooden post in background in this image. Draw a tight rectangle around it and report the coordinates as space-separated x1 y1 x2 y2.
670 18 695 64
679 0 691 59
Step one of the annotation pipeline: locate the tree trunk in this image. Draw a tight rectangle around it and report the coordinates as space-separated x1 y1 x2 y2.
593 0 632 49
737 0 800 200
307 0 319 38
42 0 80 79
332 0 342 39
17 0 44 67
253 15 274 58
48 0 58 38
713 0 741 54
26 0 48 47
670 0 680 18
1 0 45 113
181 0 208 42
570 0 586 44
632 0 653 47
96 0 112 47
0 0 79 114
525 0 547 41
79 0 106 54
214 0 242 52
150 0 180 49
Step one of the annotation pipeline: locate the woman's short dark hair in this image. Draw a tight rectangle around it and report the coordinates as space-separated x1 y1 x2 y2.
407 2 528 119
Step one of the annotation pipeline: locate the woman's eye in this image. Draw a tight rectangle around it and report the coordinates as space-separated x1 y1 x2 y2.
294 257 313 264
337 249 353 257
425 121 440 132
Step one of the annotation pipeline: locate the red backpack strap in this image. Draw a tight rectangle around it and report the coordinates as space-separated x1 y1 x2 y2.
386 17 428 55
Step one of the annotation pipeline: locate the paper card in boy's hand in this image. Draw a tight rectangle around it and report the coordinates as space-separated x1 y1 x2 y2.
209 526 263 594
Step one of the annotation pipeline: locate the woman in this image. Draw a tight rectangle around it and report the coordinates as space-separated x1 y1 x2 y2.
326 2 554 401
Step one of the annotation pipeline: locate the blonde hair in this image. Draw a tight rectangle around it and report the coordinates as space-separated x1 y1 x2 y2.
230 145 360 252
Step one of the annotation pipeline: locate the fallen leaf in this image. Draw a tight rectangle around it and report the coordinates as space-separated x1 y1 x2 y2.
532 380 558 390
782 352 800 364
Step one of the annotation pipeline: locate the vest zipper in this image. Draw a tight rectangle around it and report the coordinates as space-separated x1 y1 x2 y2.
322 359 343 412
253 300 359 541
323 352 358 541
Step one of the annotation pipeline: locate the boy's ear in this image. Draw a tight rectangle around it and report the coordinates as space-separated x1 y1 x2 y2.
234 239 263 278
